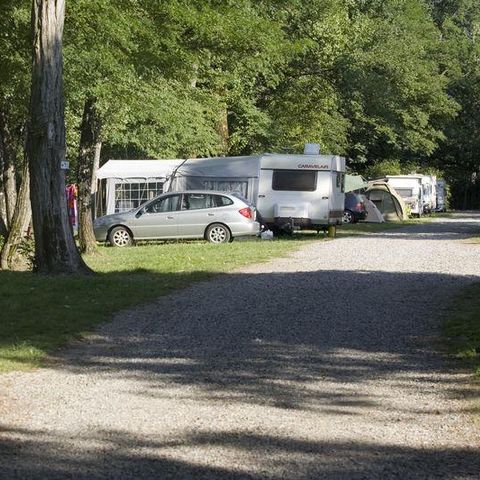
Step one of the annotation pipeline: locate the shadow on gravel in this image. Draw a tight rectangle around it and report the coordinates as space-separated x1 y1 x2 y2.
1 427 479 479
2 238 480 478
47 269 479 412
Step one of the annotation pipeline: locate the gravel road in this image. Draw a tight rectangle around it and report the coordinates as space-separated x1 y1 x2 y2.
1 213 480 479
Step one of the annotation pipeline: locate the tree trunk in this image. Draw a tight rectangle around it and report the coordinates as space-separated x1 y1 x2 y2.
218 106 229 155
0 161 32 270
28 0 91 274
76 96 101 254
0 109 18 230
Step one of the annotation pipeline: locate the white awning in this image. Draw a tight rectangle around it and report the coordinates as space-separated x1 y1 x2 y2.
96 159 183 180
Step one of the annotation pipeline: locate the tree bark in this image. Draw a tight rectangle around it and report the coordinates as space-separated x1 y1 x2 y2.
27 0 91 274
0 161 32 270
76 96 101 254
0 109 18 230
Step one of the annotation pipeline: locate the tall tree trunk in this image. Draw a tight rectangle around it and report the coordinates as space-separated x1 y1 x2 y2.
76 96 101 254
0 192 7 237
0 162 32 270
28 0 90 274
0 109 18 229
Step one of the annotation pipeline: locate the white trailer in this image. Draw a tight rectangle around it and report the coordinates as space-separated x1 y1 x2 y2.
421 175 437 213
170 146 346 232
435 179 447 212
385 175 424 216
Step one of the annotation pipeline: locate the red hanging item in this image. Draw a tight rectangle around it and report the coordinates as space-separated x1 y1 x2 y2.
65 184 78 228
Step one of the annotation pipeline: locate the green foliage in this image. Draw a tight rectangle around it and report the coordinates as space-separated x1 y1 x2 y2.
2 0 480 208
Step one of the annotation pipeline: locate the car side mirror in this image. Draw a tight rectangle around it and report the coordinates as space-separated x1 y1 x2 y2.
135 208 145 218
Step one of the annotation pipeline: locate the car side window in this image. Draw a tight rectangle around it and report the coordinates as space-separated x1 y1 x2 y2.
145 195 180 213
181 193 213 210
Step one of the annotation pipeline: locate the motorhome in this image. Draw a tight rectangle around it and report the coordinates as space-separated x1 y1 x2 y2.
169 145 346 232
385 175 424 216
436 179 447 212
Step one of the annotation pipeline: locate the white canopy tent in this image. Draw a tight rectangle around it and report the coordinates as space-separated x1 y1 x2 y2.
95 159 182 216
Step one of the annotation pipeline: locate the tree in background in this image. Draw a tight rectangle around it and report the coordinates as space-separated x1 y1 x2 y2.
0 0 33 270
428 0 480 208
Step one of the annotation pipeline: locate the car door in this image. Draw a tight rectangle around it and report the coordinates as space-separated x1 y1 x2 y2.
176 193 217 237
130 194 181 239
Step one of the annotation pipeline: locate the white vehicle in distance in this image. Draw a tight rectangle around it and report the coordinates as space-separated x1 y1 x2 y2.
93 191 260 246
385 175 424 217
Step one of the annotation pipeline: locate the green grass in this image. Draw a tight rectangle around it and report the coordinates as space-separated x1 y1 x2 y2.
0 220 421 373
444 283 480 376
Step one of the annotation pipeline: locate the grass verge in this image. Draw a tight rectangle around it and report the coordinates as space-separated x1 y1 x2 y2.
444 281 480 378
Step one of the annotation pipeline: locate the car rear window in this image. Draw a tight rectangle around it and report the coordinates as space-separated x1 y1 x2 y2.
272 170 317 191
214 195 234 207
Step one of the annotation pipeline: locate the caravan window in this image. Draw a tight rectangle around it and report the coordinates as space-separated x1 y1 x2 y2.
202 180 248 198
272 170 317 191
395 188 413 198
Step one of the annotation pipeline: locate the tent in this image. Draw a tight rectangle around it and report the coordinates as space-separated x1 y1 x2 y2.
95 159 182 216
365 181 408 221
345 174 368 193
364 198 384 223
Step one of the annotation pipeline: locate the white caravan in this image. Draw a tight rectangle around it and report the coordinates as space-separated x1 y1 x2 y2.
385 175 424 216
436 179 446 212
421 175 437 213
170 146 346 232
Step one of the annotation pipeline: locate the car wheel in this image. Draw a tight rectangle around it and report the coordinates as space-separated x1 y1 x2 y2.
108 226 133 247
206 223 231 244
342 210 354 224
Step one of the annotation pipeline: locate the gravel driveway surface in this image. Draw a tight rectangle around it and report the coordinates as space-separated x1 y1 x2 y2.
1 213 480 479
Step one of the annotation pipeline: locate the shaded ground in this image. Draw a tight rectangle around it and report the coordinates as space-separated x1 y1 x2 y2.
1 213 479 479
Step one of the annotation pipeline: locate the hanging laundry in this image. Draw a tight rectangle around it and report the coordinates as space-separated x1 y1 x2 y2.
65 184 78 229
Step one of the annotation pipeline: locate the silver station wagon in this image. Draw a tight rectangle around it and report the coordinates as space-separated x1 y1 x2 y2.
93 191 260 246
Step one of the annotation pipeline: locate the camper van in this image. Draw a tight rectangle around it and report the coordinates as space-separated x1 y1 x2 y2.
385 175 424 217
436 179 447 212
170 146 346 232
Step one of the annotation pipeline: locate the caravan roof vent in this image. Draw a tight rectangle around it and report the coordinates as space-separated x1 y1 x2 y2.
304 143 320 155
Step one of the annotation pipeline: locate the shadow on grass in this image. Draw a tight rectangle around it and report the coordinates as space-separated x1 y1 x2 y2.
0 269 217 371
